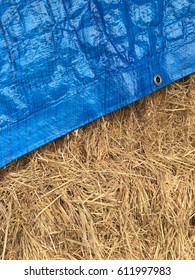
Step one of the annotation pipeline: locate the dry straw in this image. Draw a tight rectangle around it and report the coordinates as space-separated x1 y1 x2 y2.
0 75 194 260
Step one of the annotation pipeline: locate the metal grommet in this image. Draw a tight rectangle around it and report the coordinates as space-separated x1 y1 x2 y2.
154 74 162 86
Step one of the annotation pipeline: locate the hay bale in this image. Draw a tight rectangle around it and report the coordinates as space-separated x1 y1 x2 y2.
0 75 194 260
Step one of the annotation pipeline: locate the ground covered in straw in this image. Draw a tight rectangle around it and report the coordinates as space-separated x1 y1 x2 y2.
0 75 194 260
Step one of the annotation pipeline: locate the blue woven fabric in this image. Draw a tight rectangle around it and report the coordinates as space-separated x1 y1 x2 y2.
0 0 195 168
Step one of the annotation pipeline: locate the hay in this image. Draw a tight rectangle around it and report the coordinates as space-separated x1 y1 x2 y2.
0 75 194 260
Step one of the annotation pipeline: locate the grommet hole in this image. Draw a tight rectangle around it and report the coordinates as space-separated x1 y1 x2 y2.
154 74 162 86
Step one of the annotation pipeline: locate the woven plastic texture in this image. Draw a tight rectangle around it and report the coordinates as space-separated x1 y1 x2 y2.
0 0 195 168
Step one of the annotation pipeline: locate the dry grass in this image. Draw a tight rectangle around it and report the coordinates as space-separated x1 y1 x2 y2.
0 75 194 260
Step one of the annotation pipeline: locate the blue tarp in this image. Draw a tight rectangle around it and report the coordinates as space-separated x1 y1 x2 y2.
0 0 195 168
